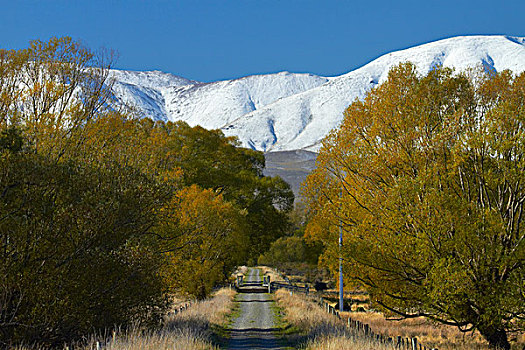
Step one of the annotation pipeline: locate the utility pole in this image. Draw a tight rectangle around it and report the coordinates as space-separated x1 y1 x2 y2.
339 221 343 312
339 187 344 312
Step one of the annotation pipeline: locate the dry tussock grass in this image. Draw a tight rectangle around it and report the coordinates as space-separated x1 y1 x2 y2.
275 289 394 350
102 288 235 350
93 327 215 350
306 334 396 350
275 290 525 350
275 289 345 339
15 288 235 350
259 265 283 282
344 311 525 350
167 287 235 326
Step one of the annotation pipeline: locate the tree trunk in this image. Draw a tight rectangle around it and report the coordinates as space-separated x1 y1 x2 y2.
196 282 207 300
479 326 510 350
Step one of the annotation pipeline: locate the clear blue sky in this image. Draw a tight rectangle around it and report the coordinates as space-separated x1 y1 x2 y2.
1 0 523 82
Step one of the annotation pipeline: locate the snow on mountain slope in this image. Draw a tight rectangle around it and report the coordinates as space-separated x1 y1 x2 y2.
221 35 525 151
161 72 328 129
110 70 197 121
109 35 525 152
110 69 197 89
110 69 328 127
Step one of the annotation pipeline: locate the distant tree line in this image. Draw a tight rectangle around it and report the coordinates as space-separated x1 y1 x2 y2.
0 37 293 347
257 204 325 281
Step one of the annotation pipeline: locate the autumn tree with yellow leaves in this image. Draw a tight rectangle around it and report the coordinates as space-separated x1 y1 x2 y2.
0 37 292 347
304 63 525 349
160 185 248 299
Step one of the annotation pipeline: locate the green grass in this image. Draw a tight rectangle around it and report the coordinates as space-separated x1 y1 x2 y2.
227 294 242 322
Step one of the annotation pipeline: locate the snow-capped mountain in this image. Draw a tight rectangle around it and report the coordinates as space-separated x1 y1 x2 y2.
110 69 328 128
110 35 525 152
110 70 197 122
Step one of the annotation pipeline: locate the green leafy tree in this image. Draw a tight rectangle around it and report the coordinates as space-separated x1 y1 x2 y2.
304 63 525 349
0 36 295 346
258 236 321 267
0 130 170 346
157 122 295 262
160 185 248 299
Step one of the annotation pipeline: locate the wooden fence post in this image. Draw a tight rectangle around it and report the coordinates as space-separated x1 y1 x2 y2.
411 337 418 350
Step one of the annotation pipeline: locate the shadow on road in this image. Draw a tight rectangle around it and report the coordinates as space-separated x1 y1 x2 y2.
228 328 284 350
230 328 280 333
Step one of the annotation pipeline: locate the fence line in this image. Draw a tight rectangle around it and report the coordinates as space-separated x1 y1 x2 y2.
166 300 193 317
270 281 310 294
314 296 438 350
239 269 438 349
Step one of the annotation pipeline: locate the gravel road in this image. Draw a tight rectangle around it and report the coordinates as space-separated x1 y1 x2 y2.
228 268 285 350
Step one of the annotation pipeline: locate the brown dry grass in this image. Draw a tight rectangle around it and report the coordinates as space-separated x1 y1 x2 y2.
274 289 394 349
275 289 525 350
306 334 397 350
258 265 283 282
14 288 236 350
343 311 525 350
101 288 236 350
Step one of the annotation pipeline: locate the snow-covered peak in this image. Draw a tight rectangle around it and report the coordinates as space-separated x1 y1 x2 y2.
221 35 525 152
109 35 525 152
352 35 525 83
109 69 197 89
161 71 328 129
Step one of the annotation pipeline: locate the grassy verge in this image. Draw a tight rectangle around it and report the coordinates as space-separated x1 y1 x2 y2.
341 311 525 350
274 289 399 350
105 288 235 350
56 288 236 350
269 296 302 349
275 290 525 350
211 291 243 347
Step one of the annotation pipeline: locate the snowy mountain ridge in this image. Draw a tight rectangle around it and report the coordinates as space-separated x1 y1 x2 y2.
109 35 525 152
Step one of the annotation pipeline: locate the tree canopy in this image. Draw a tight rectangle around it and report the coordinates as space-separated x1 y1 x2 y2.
0 37 293 347
304 63 525 349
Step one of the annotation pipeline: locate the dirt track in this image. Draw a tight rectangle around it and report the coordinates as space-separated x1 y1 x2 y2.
228 268 286 350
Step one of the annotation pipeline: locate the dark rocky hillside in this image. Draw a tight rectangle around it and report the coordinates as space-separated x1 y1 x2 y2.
264 150 317 202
